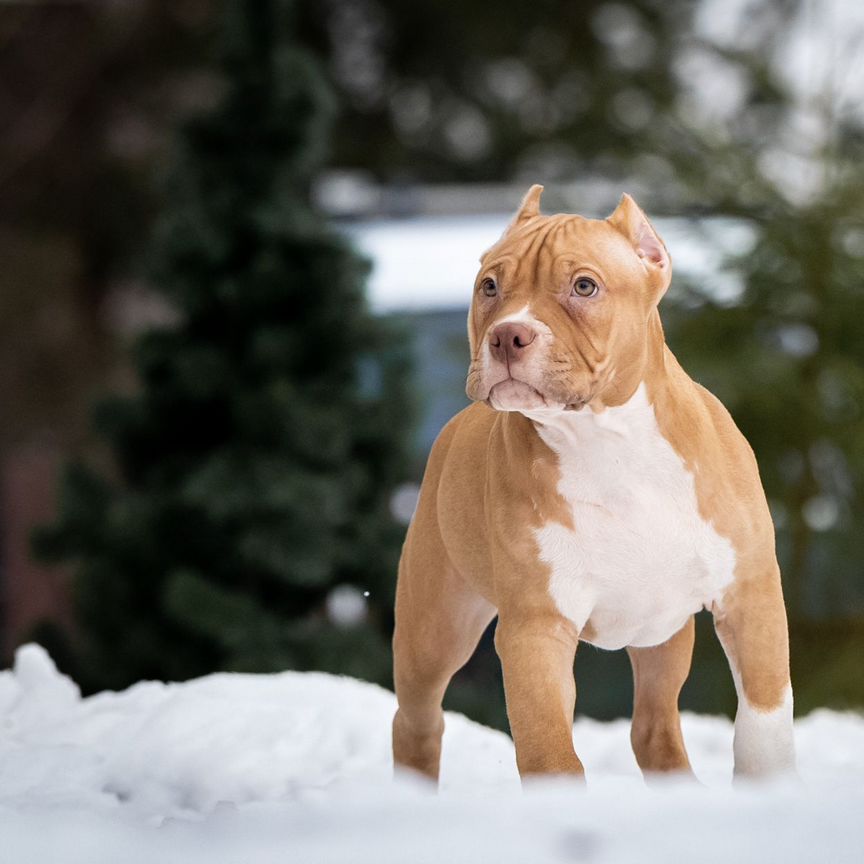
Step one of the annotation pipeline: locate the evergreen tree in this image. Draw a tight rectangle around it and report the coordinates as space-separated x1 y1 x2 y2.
35 0 412 690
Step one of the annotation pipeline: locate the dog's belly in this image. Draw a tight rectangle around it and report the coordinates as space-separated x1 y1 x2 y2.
530 384 737 651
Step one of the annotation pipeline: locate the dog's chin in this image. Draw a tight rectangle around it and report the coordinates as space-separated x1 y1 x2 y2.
487 380 554 412
484 380 589 415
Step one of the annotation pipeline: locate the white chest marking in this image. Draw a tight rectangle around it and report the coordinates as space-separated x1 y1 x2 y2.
529 383 736 650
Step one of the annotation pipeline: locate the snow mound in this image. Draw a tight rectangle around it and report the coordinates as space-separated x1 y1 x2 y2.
1 644 862 863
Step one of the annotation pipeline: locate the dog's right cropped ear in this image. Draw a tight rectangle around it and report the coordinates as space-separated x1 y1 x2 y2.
607 193 671 298
502 184 544 237
481 184 544 261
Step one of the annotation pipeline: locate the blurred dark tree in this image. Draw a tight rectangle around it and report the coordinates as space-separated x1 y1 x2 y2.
0 0 221 660
34 0 412 690
298 0 692 183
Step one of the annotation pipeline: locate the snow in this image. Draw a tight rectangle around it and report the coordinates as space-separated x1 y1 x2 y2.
1 644 862 863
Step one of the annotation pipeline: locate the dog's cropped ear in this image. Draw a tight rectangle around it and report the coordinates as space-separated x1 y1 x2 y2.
503 184 543 235
481 184 544 261
607 194 671 298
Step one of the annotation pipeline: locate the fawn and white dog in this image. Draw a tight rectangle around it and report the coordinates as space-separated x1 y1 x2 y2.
392 186 794 781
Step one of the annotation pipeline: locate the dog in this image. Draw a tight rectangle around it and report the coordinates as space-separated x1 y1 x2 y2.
392 186 794 782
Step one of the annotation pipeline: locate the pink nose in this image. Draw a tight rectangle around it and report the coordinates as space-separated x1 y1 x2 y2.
489 322 537 364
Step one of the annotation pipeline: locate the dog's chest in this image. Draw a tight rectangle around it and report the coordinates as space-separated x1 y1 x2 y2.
531 385 736 650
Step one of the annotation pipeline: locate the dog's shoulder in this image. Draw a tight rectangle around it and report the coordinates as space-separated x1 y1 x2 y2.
658 350 774 546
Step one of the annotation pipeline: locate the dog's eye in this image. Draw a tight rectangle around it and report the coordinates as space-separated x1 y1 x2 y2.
481 277 498 297
572 277 598 298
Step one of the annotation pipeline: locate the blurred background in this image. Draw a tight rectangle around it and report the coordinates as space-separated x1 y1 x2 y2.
1 0 863 731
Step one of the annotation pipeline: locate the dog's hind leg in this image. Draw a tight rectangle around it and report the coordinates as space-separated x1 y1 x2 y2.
627 616 695 778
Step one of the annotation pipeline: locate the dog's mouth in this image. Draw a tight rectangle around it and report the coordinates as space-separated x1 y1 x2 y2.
487 379 587 413
487 379 546 412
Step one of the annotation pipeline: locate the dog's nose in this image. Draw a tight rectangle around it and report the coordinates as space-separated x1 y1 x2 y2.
489 322 537 364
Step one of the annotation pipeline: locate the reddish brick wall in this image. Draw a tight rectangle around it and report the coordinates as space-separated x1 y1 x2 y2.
1 445 73 659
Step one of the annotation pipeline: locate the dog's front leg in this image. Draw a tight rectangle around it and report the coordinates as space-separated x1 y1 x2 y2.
713 564 796 779
494 611 583 779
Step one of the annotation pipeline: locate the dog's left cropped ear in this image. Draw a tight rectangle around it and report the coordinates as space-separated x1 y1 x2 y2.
607 194 671 298
503 184 543 236
481 184 544 261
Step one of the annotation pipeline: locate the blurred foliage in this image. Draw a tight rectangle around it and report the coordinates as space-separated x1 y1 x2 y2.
297 0 692 183
3 0 860 720
307 0 864 716
791 619 864 714
669 203 864 619
33 0 412 692
652 1 864 623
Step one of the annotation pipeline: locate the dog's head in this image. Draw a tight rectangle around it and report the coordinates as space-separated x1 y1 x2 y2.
465 185 671 415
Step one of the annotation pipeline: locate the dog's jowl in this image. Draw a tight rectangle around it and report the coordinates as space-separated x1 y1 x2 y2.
392 186 795 782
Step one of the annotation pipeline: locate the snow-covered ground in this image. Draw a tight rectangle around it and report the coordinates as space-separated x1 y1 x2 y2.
1 644 862 863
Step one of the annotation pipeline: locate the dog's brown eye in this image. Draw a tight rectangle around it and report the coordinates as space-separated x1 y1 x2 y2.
572 277 598 298
481 277 498 297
